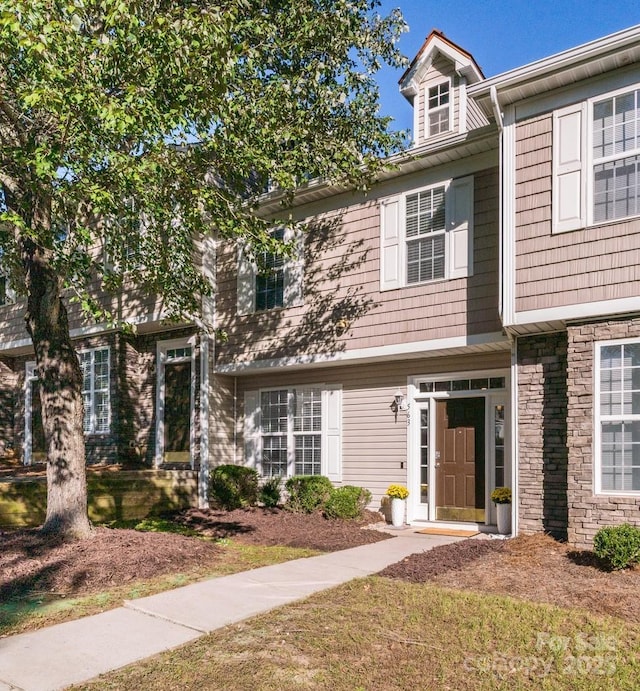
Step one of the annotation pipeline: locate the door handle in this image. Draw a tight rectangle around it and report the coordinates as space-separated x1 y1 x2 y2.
435 462 441 467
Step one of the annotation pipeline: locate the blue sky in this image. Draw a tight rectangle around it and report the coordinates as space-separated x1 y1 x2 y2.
375 0 640 133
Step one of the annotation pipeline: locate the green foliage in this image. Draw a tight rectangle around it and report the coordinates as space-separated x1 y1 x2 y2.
324 485 372 519
285 475 334 513
593 523 640 570
0 0 408 319
491 487 512 504
209 465 259 510
259 477 282 508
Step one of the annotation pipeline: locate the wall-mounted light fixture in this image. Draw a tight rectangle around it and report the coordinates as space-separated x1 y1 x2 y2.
390 389 408 414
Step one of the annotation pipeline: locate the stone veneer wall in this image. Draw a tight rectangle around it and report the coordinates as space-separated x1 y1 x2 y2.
517 332 568 539
567 317 640 548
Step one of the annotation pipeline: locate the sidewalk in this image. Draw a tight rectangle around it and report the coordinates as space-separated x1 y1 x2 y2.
0 530 461 691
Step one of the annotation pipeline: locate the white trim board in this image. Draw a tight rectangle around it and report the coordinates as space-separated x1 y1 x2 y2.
215 332 510 375
511 297 640 329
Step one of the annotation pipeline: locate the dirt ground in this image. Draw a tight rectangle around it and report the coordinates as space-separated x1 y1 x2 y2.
0 508 388 600
380 533 640 623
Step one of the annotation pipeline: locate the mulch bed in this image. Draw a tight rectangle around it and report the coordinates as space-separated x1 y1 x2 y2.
379 538 504 582
177 507 389 552
0 508 388 602
379 533 640 623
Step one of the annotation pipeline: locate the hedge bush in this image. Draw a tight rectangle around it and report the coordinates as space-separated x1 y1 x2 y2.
285 475 334 513
593 523 640 570
324 485 372 519
209 464 259 510
259 476 282 508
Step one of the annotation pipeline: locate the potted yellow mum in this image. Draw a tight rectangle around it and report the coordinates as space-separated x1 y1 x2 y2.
386 484 409 527
491 487 512 535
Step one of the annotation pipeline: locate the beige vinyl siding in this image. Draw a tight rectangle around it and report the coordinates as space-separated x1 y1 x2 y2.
467 97 490 130
216 168 500 366
515 113 640 312
210 374 236 467
233 351 509 509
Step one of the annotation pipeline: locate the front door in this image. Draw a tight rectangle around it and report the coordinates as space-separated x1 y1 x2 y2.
156 340 194 467
163 360 191 463
435 398 485 522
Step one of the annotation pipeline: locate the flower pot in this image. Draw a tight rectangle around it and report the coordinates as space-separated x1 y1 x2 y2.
496 502 511 535
391 497 405 527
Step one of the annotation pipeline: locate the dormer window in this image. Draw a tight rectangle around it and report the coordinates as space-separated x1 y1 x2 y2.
427 80 451 137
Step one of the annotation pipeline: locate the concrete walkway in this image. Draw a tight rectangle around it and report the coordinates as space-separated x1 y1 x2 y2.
0 530 461 691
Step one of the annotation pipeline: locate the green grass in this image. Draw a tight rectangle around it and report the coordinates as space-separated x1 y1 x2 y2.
1 518 320 638
76 578 640 690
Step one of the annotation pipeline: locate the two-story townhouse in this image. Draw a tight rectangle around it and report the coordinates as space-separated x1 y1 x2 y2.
0 234 217 507
212 31 511 530
211 25 640 547
470 24 640 547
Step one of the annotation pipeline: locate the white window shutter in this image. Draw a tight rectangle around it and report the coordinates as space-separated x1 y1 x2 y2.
244 390 261 469
447 176 474 279
283 227 304 308
380 197 402 291
237 243 255 315
553 103 587 233
322 386 342 482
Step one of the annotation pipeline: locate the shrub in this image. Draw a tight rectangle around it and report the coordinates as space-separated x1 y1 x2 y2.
593 523 640 570
259 476 282 508
324 485 372 519
209 464 259 510
285 475 334 513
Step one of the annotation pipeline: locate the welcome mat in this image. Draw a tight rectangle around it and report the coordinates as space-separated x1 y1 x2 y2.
416 528 480 537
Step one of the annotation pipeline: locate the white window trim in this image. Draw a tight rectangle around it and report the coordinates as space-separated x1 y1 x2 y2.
594 337 640 496
586 81 640 228
425 78 453 139
79 346 111 436
237 227 304 315
380 175 474 291
248 384 342 480
552 83 640 234
0 273 16 306
24 362 38 465
155 336 197 469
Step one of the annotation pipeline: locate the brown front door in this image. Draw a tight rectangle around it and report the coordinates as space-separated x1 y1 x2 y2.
435 398 485 522
163 361 191 463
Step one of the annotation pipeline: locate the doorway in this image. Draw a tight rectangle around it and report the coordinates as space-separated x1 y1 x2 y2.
155 339 195 467
435 398 485 522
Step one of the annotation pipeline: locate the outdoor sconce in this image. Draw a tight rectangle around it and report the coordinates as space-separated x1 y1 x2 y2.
390 389 408 413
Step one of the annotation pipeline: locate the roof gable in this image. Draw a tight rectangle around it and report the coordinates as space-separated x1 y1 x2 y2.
400 29 484 100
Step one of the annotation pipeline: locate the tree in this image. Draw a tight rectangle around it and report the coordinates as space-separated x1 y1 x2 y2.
0 0 407 538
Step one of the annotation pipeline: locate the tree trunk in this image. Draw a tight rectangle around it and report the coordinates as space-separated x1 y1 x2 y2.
24 239 92 539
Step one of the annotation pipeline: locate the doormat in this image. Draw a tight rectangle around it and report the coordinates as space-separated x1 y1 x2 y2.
416 528 480 537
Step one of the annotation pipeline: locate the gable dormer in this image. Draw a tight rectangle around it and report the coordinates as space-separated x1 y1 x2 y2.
399 30 486 148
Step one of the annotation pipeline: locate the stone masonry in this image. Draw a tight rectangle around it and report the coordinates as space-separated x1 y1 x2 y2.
517 332 569 540
566 316 640 548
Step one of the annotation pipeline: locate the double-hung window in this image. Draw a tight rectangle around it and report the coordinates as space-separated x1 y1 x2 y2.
427 81 451 137
80 347 110 434
244 386 342 480
553 83 640 232
596 340 640 493
237 227 304 315
255 228 285 311
380 176 473 291
406 186 446 283
593 88 640 223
